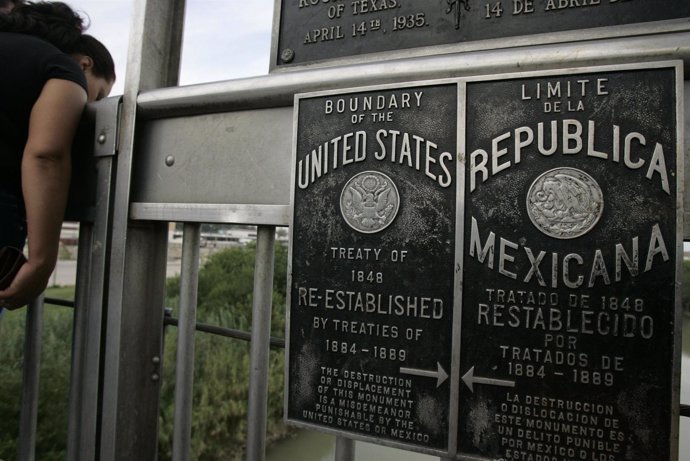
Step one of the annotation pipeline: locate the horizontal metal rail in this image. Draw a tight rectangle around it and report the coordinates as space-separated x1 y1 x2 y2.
163 312 286 349
40 299 287 350
39 300 690 415
129 203 290 226
44 297 76 308
162 313 690 421
136 31 690 119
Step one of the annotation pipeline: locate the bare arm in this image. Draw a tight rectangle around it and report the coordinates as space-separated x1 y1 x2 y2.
0 78 86 308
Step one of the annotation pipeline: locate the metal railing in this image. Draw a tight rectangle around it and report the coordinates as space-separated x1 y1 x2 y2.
7 1 690 460
14 263 690 461
163 308 286 349
18 269 690 460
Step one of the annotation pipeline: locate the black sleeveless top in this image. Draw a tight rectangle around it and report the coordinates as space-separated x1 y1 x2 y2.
0 32 88 195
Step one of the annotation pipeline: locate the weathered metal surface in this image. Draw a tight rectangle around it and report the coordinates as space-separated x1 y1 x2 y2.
274 0 690 67
286 82 458 455
130 32 690 232
132 108 294 207
99 0 186 458
65 97 121 223
458 63 682 461
285 62 682 460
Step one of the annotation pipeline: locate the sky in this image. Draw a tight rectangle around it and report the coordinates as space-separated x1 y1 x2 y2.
65 0 275 95
63 1 690 249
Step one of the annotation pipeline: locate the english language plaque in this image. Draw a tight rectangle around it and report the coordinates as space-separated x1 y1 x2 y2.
274 0 690 67
286 82 459 455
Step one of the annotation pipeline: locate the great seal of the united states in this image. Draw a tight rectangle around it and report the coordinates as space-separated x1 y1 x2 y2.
340 171 400 234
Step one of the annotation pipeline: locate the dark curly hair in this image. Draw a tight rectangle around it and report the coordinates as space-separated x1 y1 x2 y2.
0 1 84 52
0 2 115 82
0 0 23 12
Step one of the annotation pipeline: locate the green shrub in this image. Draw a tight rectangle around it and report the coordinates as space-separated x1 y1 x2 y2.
158 243 289 459
0 299 74 460
0 242 289 460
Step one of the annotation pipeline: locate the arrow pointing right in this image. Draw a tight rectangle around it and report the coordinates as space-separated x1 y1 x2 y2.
462 366 516 393
399 362 449 387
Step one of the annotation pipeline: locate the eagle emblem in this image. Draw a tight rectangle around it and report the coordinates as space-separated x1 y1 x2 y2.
340 171 400 234
527 167 604 239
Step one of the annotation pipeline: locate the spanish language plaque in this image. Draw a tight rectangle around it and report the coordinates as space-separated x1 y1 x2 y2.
286 82 458 454
274 0 689 67
458 63 683 460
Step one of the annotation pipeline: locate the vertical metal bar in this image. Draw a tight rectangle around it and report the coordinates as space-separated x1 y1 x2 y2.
104 222 169 460
172 223 201 461
245 225 276 461
67 144 117 460
334 437 355 461
97 0 144 447
67 223 94 456
100 0 186 458
17 295 45 461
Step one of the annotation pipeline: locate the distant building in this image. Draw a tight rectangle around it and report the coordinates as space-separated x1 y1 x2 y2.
169 226 287 248
60 222 80 246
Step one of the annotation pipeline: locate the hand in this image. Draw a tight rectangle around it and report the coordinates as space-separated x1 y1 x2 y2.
0 260 51 309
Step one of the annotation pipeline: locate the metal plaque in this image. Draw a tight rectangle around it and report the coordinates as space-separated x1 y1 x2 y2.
286 82 459 454
274 0 690 67
458 64 683 460
285 62 682 459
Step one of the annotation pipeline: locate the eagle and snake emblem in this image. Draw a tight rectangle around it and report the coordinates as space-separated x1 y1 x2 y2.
526 167 604 239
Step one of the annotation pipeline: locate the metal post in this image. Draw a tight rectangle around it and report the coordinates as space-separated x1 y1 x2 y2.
172 223 201 461
99 0 185 458
246 225 276 461
67 194 111 459
17 296 44 461
68 95 120 458
334 437 355 461
67 223 95 458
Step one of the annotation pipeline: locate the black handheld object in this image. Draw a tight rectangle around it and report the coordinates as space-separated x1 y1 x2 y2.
0 246 26 290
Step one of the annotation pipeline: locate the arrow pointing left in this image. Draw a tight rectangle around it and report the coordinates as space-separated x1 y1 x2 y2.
462 366 516 393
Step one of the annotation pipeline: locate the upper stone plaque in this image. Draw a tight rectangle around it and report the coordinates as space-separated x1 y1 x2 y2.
273 0 690 68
